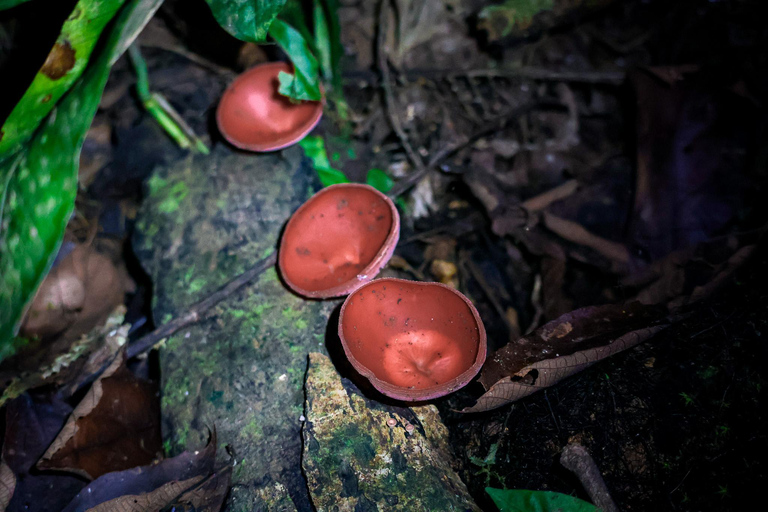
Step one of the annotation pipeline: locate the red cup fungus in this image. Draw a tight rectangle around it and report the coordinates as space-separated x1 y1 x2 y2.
216 62 323 152
278 184 400 298
338 278 487 401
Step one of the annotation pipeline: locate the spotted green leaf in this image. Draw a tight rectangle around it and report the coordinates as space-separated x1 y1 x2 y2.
0 0 166 360
485 487 597 512
0 0 127 156
204 0 286 42
269 18 321 101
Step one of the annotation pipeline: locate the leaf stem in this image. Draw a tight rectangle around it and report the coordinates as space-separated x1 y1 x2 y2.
127 44 210 154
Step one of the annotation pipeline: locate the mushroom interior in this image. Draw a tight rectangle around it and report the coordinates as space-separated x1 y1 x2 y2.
340 280 482 390
217 62 322 151
280 186 394 293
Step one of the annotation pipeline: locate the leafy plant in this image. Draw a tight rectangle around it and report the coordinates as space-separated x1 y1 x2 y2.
128 44 209 154
299 136 399 197
269 18 322 101
486 487 597 512
0 0 345 359
0 0 166 359
299 136 348 187
273 0 346 108
204 0 287 43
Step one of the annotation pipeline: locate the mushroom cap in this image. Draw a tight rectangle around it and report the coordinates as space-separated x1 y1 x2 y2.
216 62 323 152
278 184 400 298
338 278 487 401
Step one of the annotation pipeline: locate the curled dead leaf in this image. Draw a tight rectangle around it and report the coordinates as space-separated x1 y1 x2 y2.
21 243 135 341
461 302 668 413
0 461 15 510
38 351 161 479
61 431 217 512
462 324 666 413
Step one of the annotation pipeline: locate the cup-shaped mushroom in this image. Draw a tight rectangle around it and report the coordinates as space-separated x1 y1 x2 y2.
216 62 323 152
278 184 400 298
338 278 487 401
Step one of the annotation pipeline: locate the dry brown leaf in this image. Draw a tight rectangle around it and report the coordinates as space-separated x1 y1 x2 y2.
0 461 15 511
167 465 233 512
461 302 667 413
62 432 217 512
0 307 127 408
21 243 135 342
38 351 161 479
86 476 204 512
462 324 666 413
1 391 85 511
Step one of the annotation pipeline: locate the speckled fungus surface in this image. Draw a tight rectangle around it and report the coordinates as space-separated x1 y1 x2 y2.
338 278 487 401
278 184 400 298
216 61 323 152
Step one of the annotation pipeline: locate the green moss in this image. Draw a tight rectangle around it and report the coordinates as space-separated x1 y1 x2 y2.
282 307 302 320
244 418 264 439
148 174 168 195
145 223 159 238
254 303 272 316
158 181 189 213
208 389 224 404
294 318 308 330
189 278 206 294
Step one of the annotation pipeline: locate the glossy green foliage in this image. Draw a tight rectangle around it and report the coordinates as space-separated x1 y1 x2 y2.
313 0 331 82
0 0 165 360
486 488 597 512
204 0 286 42
269 19 321 101
0 0 127 156
276 0 344 105
0 0 33 10
366 168 394 194
299 136 347 187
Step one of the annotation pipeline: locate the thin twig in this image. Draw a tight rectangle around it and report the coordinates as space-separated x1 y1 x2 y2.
344 67 626 86
377 0 429 188
386 102 543 198
521 179 579 212
126 252 277 358
560 443 620 512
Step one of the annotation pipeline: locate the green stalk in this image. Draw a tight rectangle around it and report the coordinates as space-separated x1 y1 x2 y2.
128 44 209 154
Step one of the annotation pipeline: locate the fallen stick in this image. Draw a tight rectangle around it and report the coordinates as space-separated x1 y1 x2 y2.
560 443 619 512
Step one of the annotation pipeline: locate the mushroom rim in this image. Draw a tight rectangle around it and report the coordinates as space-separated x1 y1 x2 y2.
278 183 401 299
216 61 324 153
337 277 488 401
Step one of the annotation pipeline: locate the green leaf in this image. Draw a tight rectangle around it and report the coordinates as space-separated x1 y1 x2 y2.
485 488 598 512
299 136 348 187
0 0 166 360
316 166 350 187
0 0 33 10
278 0 314 47
0 0 127 156
204 0 286 43
323 0 343 89
269 18 321 101
313 0 332 82
366 168 393 193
